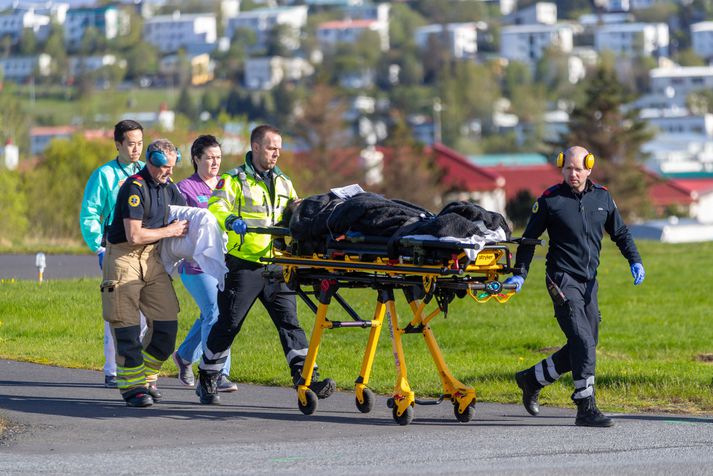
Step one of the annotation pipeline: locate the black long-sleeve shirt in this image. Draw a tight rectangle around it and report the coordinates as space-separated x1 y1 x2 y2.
107 166 186 245
514 180 642 282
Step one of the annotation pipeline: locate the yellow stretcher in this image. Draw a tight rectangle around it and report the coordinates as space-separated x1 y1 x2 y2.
255 227 539 425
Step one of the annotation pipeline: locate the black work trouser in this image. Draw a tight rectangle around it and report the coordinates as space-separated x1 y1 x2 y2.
533 271 600 399
199 255 309 374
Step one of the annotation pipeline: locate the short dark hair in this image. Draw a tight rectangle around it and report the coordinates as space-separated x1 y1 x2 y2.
190 135 221 173
113 119 143 143
250 124 280 148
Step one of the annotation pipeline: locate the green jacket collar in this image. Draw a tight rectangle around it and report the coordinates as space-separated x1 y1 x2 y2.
244 151 284 178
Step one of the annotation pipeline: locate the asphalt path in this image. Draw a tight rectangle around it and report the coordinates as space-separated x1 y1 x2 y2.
0 254 99 281
1 360 713 475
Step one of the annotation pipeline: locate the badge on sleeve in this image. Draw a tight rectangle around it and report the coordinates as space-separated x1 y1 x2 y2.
128 194 141 207
216 178 225 189
532 201 539 213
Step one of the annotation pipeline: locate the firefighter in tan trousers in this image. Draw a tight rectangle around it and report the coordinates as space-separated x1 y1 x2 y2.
101 139 188 407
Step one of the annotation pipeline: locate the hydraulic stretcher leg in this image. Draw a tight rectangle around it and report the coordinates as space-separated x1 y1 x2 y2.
384 291 416 426
354 296 386 414
406 298 477 423
296 296 330 415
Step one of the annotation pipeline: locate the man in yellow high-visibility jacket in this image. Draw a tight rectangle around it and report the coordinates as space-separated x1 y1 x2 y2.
196 124 336 404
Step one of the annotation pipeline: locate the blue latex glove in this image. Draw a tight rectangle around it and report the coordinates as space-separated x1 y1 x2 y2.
97 247 105 270
630 263 645 285
504 275 524 292
230 217 247 236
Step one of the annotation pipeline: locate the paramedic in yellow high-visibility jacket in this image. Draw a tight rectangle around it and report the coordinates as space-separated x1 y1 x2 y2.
195 124 336 405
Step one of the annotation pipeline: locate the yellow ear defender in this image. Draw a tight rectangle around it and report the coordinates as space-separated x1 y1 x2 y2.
557 151 595 169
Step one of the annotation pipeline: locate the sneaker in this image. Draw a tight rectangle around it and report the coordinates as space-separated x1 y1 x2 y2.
217 375 238 392
104 375 118 388
147 383 162 403
292 367 336 400
195 370 220 405
172 351 195 387
123 387 153 408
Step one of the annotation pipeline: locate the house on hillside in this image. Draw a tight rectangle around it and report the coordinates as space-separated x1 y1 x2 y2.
30 126 112 156
143 12 217 55
669 177 713 223
430 143 506 215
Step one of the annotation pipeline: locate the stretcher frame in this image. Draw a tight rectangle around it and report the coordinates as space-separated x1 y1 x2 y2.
256 227 536 425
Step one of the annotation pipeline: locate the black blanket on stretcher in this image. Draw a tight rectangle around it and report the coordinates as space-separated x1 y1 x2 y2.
287 192 511 256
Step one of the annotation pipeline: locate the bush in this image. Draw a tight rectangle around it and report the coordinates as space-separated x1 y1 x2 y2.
0 170 29 244
24 135 115 240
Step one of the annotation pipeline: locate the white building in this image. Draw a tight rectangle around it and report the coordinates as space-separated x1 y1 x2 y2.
499 24 573 64
225 6 308 52
578 12 632 28
415 23 478 60
650 66 713 100
64 5 129 51
144 12 217 54
691 22 713 61
120 110 175 133
317 18 389 52
643 133 713 173
0 53 51 82
244 56 314 90
643 110 713 137
594 22 669 58
0 8 50 43
508 2 557 26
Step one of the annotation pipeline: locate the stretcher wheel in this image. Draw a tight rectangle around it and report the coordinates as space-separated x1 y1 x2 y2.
392 405 414 426
453 400 475 423
356 388 375 413
298 389 318 415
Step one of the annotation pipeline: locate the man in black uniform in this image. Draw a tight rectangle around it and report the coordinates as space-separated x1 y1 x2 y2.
101 138 189 407
505 146 645 427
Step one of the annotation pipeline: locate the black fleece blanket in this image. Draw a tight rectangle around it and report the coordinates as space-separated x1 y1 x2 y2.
288 192 510 256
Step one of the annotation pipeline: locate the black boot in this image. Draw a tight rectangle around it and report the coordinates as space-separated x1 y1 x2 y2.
574 395 613 427
515 368 542 416
292 367 336 400
195 370 220 405
147 383 162 403
122 387 153 408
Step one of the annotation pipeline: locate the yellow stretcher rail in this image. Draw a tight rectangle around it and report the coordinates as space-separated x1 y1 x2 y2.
254 226 540 425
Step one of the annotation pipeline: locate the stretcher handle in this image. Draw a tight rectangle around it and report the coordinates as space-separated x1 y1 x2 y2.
246 226 291 236
467 282 518 291
509 237 544 246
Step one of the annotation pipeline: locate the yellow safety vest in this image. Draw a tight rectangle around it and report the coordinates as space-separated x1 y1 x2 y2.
209 153 297 263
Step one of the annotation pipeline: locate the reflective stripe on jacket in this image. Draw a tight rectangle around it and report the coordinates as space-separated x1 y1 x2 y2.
208 152 297 263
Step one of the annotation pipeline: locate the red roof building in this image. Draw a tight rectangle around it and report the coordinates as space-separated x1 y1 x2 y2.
486 164 562 201
429 143 506 214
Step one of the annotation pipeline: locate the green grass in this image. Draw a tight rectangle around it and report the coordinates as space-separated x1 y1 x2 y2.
1 239 712 414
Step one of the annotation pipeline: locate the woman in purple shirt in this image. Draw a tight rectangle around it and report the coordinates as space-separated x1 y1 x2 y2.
172 135 237 392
